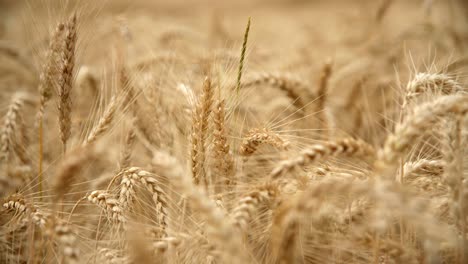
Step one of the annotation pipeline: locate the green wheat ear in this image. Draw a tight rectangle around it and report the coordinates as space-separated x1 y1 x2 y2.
236 17 251 95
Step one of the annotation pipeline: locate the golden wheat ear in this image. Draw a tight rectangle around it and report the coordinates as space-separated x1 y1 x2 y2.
57 13 78 154
270 138 375 179
377 94 468 178
191 77 214 189
1 93 27 164
239 127 288 157
212 99 234 189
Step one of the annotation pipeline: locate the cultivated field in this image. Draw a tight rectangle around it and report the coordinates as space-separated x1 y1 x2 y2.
1 0 468 263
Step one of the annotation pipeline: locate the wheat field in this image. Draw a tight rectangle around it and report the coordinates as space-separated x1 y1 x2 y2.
1 0 468 263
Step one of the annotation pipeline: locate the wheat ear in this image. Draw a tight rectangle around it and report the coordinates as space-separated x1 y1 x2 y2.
191 77 214 189
1 93 26 163
403 73 463 108
37 22 65 199
377 94 468 178
38 22 65 118
316 59 333 138
443 116 466 262
58 13 77 154
3 194 49 227
119 125 136 169
87 190 126 223
270 138 375 179
241 72 311 110
235 17 251 94
240 128 289 157
212 99 234 188
231 184 278 231
84 94 118 145
403 159 445 178
119 64 161 147
118 167 169 236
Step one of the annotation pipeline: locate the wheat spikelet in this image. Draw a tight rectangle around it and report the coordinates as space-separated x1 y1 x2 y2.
57 13 77 153
191 77 214 188
270 138 375 179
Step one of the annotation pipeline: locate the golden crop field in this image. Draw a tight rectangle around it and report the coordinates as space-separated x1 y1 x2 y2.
1 0 468 263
